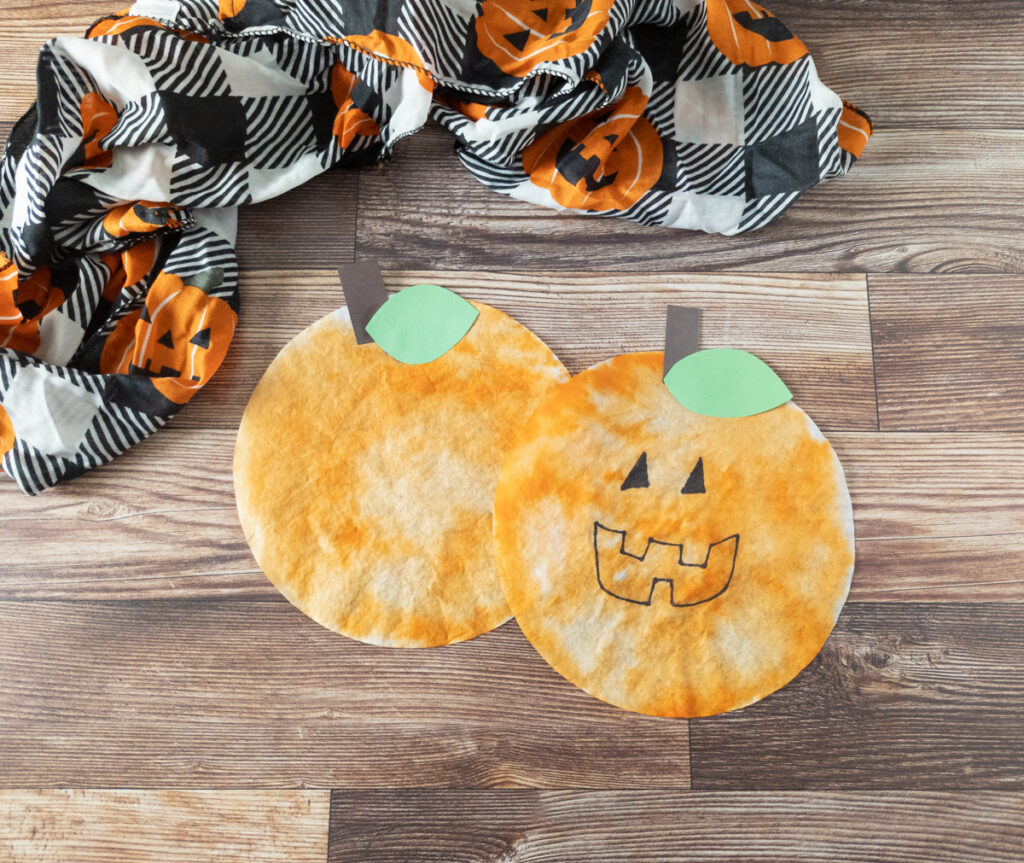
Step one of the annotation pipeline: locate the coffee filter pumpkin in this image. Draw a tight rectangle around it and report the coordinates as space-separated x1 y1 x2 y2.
493 350 854 717
235 292 568 648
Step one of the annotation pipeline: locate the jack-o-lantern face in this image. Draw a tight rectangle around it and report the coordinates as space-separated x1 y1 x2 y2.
494 352 854 718
522 85 663 211
475 0 613 77
595 453 740 607
99 270 237 405
706 0 808 67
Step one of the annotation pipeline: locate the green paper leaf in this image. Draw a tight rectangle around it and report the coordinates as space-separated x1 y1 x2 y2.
366 283 479 364
663 348 792 418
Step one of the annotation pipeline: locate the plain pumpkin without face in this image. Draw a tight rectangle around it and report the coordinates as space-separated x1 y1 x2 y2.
234 298 569 648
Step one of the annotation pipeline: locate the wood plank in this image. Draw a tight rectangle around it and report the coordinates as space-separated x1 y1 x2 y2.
0 790 329 863
854 534 1024 602
769 0 1024 130
328 790 1024 863
688 603 1024 788
0 605 690 789
871 275 1024 431
835 433 1024 541
355 126 1024 274
0 2 114 123
235 171 357 271
193 269 875 433
2 429 1022 602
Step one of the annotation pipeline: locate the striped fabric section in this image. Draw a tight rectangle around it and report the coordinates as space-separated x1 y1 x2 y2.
0 0 870 493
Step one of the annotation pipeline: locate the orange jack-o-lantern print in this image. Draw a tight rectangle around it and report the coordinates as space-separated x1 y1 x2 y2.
335 31 435 92
706 0 808 67
78 92 118 170
494 352 854 717
523 85 663 211
0 254 64 354
99 271 236 405
330 63 380 148
234 297 569 648
0 403 15 461
475 0 613 77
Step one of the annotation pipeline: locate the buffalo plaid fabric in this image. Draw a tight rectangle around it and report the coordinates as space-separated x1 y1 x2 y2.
0 0 870 493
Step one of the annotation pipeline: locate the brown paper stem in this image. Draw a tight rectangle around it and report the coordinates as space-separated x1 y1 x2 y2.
663 306 701 378
338 260 389 344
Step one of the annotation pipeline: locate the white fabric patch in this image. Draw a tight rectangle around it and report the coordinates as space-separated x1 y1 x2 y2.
192 206 239 245
216 47 311 97
35 311 85 366
805 55 843 115
661 191 745 233
2 365 103 460
81 143 176 202
54 37 156 105
130 0 181 20
248 151 329 202
385 70 433 141
673 73 745 146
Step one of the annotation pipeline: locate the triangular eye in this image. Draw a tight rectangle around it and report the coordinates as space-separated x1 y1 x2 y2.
681 458 705 495
620 452 649 490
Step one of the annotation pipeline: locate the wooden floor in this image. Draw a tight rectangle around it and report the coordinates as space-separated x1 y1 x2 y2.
1 1 1023 861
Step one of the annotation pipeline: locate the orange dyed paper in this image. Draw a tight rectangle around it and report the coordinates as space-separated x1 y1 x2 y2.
235 303 568 647
494 352 855 717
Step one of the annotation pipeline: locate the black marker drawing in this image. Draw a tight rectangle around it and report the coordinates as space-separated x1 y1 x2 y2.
597 453 737 606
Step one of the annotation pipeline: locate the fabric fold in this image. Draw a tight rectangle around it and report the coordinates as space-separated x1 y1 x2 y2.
0 0 871 493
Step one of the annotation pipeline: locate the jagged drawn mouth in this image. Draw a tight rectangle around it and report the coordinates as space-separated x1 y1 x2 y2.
593 522 739 607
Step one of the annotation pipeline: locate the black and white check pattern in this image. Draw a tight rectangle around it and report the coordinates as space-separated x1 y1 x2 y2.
0 0 869 493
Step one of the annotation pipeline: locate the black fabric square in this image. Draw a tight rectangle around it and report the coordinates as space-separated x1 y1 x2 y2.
307 89 337 150
629 19 689 81
221 0 286 32
18 222 55 264
104 374 179 418
159 92 247 167
744 116 820 199
45 178 106 225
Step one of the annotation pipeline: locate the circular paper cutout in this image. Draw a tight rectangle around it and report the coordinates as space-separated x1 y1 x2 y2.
235 303 568 647
494 352 854 716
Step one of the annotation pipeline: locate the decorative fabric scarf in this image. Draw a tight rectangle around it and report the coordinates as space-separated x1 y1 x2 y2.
0 0 871 494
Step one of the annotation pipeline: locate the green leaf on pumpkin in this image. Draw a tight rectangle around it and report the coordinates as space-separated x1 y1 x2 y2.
663 348 792 418
366 283 479 365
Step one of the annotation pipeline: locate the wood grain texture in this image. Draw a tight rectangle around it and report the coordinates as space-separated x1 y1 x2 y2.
0 790 329 863
853 534 1024 602
327 790 1024 863
871 275 1024 431
356 125 1024 274
193 269 875 432
2 430 1022 601
688 603 1024 788
0 2 114 123
236 172 358 271
0 605 690 789
768 0 1024 130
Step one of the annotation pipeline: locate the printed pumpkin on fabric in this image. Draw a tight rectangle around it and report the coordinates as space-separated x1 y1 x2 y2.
494 352 854 717
0 0 870 494
234 301 569 647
